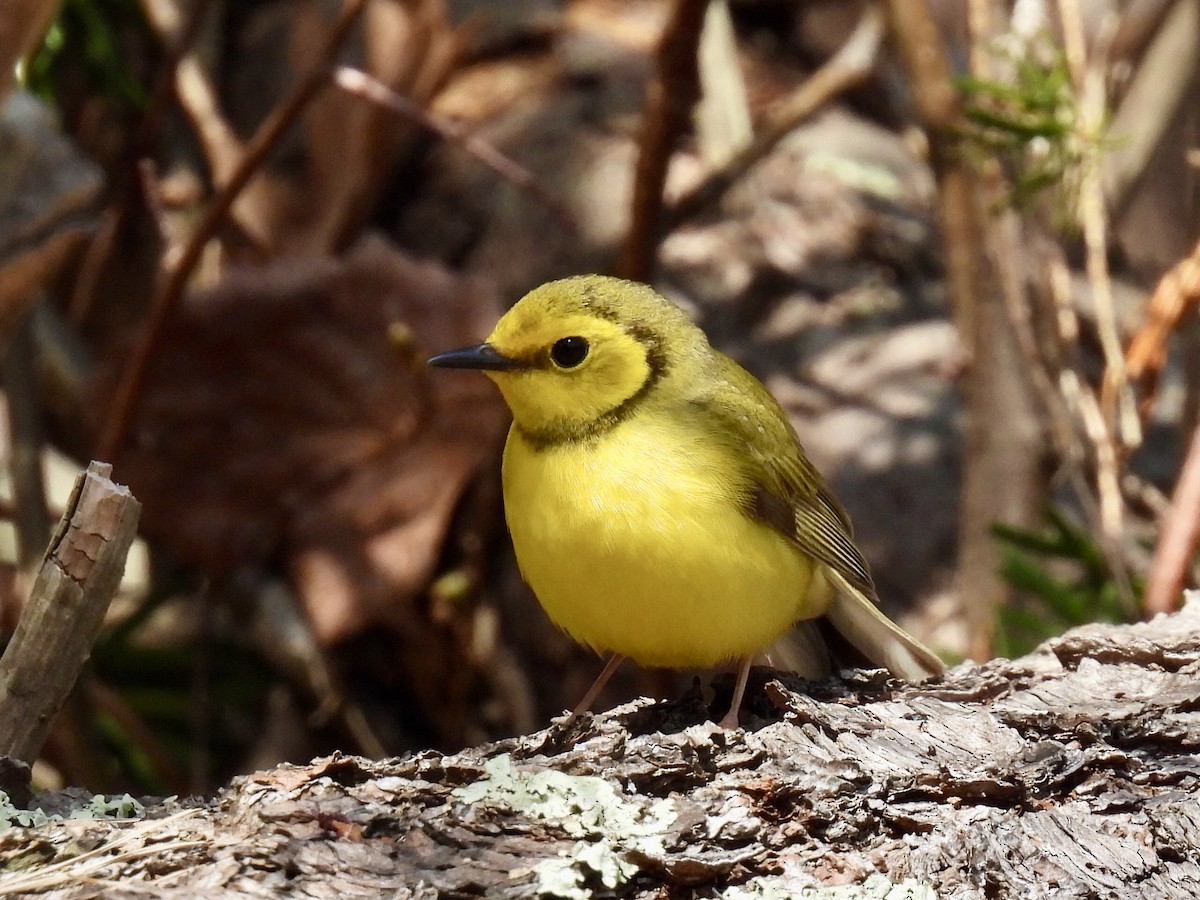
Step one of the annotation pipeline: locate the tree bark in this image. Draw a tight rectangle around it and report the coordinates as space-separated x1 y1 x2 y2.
3 598 1200 898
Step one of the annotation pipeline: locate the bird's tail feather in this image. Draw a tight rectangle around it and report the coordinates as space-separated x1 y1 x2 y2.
824 571 944 681
764 621 832 681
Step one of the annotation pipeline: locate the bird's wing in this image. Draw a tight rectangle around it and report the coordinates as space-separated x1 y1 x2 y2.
688 353 944 680
698 353 879 603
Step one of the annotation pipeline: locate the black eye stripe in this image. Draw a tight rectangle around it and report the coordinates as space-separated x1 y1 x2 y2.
550 336 589 368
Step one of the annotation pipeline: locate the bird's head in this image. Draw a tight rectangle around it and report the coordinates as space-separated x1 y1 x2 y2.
428 275 702 444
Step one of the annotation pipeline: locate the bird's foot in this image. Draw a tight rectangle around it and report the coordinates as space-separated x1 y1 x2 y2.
716 709 741 730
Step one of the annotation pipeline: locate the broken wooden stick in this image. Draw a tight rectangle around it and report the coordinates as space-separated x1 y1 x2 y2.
0 461 141 763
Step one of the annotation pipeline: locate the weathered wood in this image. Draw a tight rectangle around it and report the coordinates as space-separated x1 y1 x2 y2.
0 461 141 763
2 597 1199 898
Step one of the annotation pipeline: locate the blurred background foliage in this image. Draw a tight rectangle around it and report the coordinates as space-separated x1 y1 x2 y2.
26 0 152 111
956 41 1082 211
0 0 1197 797
993 507 1141 658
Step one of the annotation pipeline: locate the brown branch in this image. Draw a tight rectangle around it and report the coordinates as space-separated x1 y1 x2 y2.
987 218 1126 611
1044 253 1139 617
885 0 976 339
332 67 576 231
139 0 244 188
1143 421 1200 617
1058 0 1140 537
136 158 182 258
94 0 371 467
666 3 885 230
0 462 141 764
68 0 213 326
139 0 287 249
66 207 119 327
886 0 1015 662
617 0 709 282
1125 237 1200 418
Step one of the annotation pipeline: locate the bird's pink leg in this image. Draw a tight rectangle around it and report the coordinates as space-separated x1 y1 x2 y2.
718 656 752 729
571 654 626 717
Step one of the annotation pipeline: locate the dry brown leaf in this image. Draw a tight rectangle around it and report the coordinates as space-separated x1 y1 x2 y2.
101 235 507 643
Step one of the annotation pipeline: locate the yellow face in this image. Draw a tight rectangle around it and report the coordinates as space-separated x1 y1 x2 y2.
484 308 655 443
428 275 703 444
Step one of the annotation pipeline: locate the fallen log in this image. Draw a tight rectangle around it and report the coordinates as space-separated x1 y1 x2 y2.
2 596 1198 898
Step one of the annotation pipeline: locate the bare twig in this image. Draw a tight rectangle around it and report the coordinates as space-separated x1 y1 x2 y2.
666 3 885 230
1122 471 1172 521
617 0 709 282
1126 237 1200 417
137 0 280 249
1103 0 1200 212
136 158 182 258
95 0 371 467
884 0 974 334
1182 318 1200 451
69 0 212 327
988 212 1095 521
1047 253 1138 615
139 0 244 187
1144 421 1200 616
250 582 387 760
297 0 464 253
332 67 576 230
1054 0 1146 619
965 0 996 76
1058 0 1141 449
66 207 120 327
0 462 141 763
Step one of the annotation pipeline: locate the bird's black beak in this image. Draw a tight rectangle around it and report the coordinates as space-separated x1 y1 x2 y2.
427 342 525 372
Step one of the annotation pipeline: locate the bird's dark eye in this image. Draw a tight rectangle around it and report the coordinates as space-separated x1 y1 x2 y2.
550 336 589 368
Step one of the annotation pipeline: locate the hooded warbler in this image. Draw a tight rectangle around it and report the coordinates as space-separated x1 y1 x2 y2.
430 275 943 726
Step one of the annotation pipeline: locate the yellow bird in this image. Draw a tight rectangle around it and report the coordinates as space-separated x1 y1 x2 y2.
429 275 943 726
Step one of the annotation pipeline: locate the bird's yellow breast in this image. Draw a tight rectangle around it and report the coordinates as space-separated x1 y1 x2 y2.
502 410 832 668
